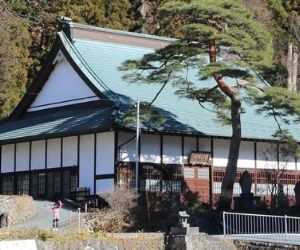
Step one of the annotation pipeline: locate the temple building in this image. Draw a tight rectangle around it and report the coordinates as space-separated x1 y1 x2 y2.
0 20 299 202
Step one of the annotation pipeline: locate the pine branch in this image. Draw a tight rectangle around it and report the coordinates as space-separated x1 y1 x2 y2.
149 71 172 105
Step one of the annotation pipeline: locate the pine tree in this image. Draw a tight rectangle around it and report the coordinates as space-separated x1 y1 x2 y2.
268 0 300 91
121 0 274 209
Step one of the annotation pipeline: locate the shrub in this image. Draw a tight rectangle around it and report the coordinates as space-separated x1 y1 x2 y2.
85 186 138 232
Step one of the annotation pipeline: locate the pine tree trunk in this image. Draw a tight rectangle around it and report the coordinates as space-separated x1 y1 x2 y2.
209 42 242 210
287 43 294 91
291 46 298 92
219 94 242 210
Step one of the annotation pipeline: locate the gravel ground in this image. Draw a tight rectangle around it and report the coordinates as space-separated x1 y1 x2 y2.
10 200 82 231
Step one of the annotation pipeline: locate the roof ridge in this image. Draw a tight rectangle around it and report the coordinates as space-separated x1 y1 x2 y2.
69 22 176 43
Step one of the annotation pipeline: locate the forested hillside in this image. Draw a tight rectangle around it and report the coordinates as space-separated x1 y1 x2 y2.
0 0 299 118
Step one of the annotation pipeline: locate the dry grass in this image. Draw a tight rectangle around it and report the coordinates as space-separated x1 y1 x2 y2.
0 229 164 249
85 186 138 232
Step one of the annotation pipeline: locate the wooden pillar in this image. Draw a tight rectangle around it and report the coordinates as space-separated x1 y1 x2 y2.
209 138 214 204
114 131 118 185
94 134 97 195
254 142 257 195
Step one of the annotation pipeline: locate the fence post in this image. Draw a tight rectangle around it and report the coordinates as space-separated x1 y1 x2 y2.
223 211 226 235
69 211 72 225
78 208 81 232
284 215 288 242
84 202 88 214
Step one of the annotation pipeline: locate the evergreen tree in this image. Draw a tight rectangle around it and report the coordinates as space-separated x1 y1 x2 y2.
121 0 274 209
268 0 300 91
0 4 32 117
0 0 141 118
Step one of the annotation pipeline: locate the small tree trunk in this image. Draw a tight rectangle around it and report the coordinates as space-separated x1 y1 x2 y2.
219 94 242 210
287 43 293 91
291 46 298 92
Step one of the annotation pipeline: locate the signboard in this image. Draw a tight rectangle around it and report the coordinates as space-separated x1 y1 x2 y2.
0 240 37 250
189 151 211 165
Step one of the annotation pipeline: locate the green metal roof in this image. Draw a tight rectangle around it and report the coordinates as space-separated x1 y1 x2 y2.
0 104 113 144
57 29 300 142
1 23 299 143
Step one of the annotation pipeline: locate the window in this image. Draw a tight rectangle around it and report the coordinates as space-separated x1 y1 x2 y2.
184 168 194 178
38 173 46 196
54 172 61 194
117 163 135 188
139 165 183 193
198 168 209 179
17 174 29 195
70 172 78 193
2 176 14 195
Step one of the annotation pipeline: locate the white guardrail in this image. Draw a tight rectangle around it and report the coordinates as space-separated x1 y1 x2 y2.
223 212 300 245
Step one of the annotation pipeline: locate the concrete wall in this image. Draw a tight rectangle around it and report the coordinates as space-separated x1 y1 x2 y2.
0 195 37 225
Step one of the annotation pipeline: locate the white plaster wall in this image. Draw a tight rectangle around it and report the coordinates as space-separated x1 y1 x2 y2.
47 138 61 168
213 139 229 167
96 132 115 175
31 140 46 170
237 141 255 168
297 158 300 171
140 134 160 163
28 58 99 112
16 142 30 172
79 134 94 193
183 137 197 161
198 138 211 152
278 144 296 170
63 136 78 167
95 179 114 194
257 142 277 169
118 132 136 162
162 135 182 164
1 144 15 173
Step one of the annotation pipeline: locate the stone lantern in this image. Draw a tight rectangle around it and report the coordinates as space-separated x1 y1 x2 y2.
178 210 190 228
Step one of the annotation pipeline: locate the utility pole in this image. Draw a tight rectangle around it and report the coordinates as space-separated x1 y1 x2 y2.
135 100 140 191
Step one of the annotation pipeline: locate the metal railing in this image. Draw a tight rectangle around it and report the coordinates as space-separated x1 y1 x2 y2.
223 212 300 245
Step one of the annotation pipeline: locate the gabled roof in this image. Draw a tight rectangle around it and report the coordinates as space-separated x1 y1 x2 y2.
2 21 300 143
62 22 300 142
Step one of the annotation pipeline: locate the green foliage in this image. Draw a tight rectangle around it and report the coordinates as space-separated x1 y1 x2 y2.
249 86 300 156
123 103 166 127
182 190 204 213
122 0 274 124
0 0 141 118
0 17 32 118
267 0 300 44
38 229 57 241
254 87 300 120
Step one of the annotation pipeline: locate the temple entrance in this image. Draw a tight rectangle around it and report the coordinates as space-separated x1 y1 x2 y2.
183 151 212 203
183 166 211 203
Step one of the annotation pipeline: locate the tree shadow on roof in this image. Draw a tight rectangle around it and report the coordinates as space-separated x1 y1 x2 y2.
110 91 204 135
